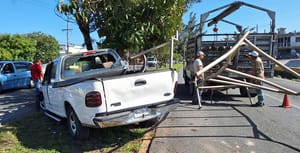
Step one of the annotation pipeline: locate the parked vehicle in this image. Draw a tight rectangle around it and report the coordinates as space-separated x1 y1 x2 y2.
0 61 33 93
39 49 178 139
147 56 159 67
274 59 300 78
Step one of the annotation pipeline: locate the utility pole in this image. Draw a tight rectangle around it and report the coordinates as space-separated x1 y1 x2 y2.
62 14 72 54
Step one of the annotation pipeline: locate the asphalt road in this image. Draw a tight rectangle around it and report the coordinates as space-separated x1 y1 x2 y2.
148 71 300 153
0 88 37 127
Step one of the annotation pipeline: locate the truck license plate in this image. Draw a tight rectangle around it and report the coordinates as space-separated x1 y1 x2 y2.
133 108 150 118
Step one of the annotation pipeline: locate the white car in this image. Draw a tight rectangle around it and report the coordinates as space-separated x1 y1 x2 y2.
147 57 159 67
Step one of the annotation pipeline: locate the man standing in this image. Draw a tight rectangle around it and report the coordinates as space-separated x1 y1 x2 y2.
30 59 43 108
192 50 205 105
248 51 265 107
194 51 205 80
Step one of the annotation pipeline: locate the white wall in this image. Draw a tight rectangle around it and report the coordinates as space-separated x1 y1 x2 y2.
59 44 86 55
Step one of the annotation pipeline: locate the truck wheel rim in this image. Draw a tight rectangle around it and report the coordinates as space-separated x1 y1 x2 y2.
30 80 34 88
69 112 77 134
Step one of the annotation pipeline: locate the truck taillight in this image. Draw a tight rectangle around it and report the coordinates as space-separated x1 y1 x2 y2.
173 81 178 94
85 91 102 107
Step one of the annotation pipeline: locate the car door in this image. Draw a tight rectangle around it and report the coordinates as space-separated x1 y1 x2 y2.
41 60 63 113
1 63 17 90
13 62 31 88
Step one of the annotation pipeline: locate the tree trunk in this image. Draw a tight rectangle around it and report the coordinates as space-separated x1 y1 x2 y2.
78 22 93 50
83 32 93 50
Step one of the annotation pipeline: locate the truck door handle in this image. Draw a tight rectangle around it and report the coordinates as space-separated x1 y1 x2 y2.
135 79 147 86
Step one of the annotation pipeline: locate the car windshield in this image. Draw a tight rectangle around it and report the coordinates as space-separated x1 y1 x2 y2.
286 60 300 67
147 57 155 61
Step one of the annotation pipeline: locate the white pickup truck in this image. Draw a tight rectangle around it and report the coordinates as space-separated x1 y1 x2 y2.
39 49 178 139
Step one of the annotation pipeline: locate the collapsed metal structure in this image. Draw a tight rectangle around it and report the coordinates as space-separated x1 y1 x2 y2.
130 1 300 108
184 1 300 107
195 31 300 107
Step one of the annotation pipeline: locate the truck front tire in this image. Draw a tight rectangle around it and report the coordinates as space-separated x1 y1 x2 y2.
67 106 90 140
28 79 34 88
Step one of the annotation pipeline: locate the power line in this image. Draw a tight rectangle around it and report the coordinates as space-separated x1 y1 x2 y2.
62 15 72 54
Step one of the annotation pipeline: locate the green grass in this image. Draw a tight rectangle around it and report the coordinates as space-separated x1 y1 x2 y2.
291 78 300 82
0 112 150 153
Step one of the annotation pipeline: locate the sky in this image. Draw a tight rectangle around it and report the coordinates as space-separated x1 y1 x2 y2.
183 0 300 35
0 0 299 46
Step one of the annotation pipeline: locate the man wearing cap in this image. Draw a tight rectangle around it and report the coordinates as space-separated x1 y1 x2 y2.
248 50 265 107
194 50 205 80
192 50 205 105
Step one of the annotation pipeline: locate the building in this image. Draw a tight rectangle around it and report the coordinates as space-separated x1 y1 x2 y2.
59 44 86 55
277 28 300 59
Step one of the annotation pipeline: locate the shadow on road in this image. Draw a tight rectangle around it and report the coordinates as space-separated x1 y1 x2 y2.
154 83 300 152
0 89 36 126
232 106 300 152
175 83 244 105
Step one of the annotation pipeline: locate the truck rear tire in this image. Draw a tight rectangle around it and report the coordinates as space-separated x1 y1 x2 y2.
239 87 257 97
67 106 90 140
183 71 189 86
38 92 45 110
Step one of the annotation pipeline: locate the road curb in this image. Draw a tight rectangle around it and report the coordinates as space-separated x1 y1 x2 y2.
138 130 155 153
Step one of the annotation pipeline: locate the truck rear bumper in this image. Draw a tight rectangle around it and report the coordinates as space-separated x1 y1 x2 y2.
93 98 180 128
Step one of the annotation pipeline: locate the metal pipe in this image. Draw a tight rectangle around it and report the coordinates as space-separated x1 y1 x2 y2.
130 42 170 59
208 78 253 88
197 85 237 89
244 38 300 78
208 78 283 93
225 68 299 95
216 75 280 92
196 31 250 77
205 64 228 80
170 37 174 69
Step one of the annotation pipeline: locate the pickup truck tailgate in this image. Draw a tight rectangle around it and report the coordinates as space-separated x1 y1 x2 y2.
102 70 177 112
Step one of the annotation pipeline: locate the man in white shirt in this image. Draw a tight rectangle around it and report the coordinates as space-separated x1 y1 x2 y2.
194 50 205 80
192 50 205 105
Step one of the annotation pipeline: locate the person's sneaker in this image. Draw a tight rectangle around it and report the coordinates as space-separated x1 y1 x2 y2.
251 102 264 107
